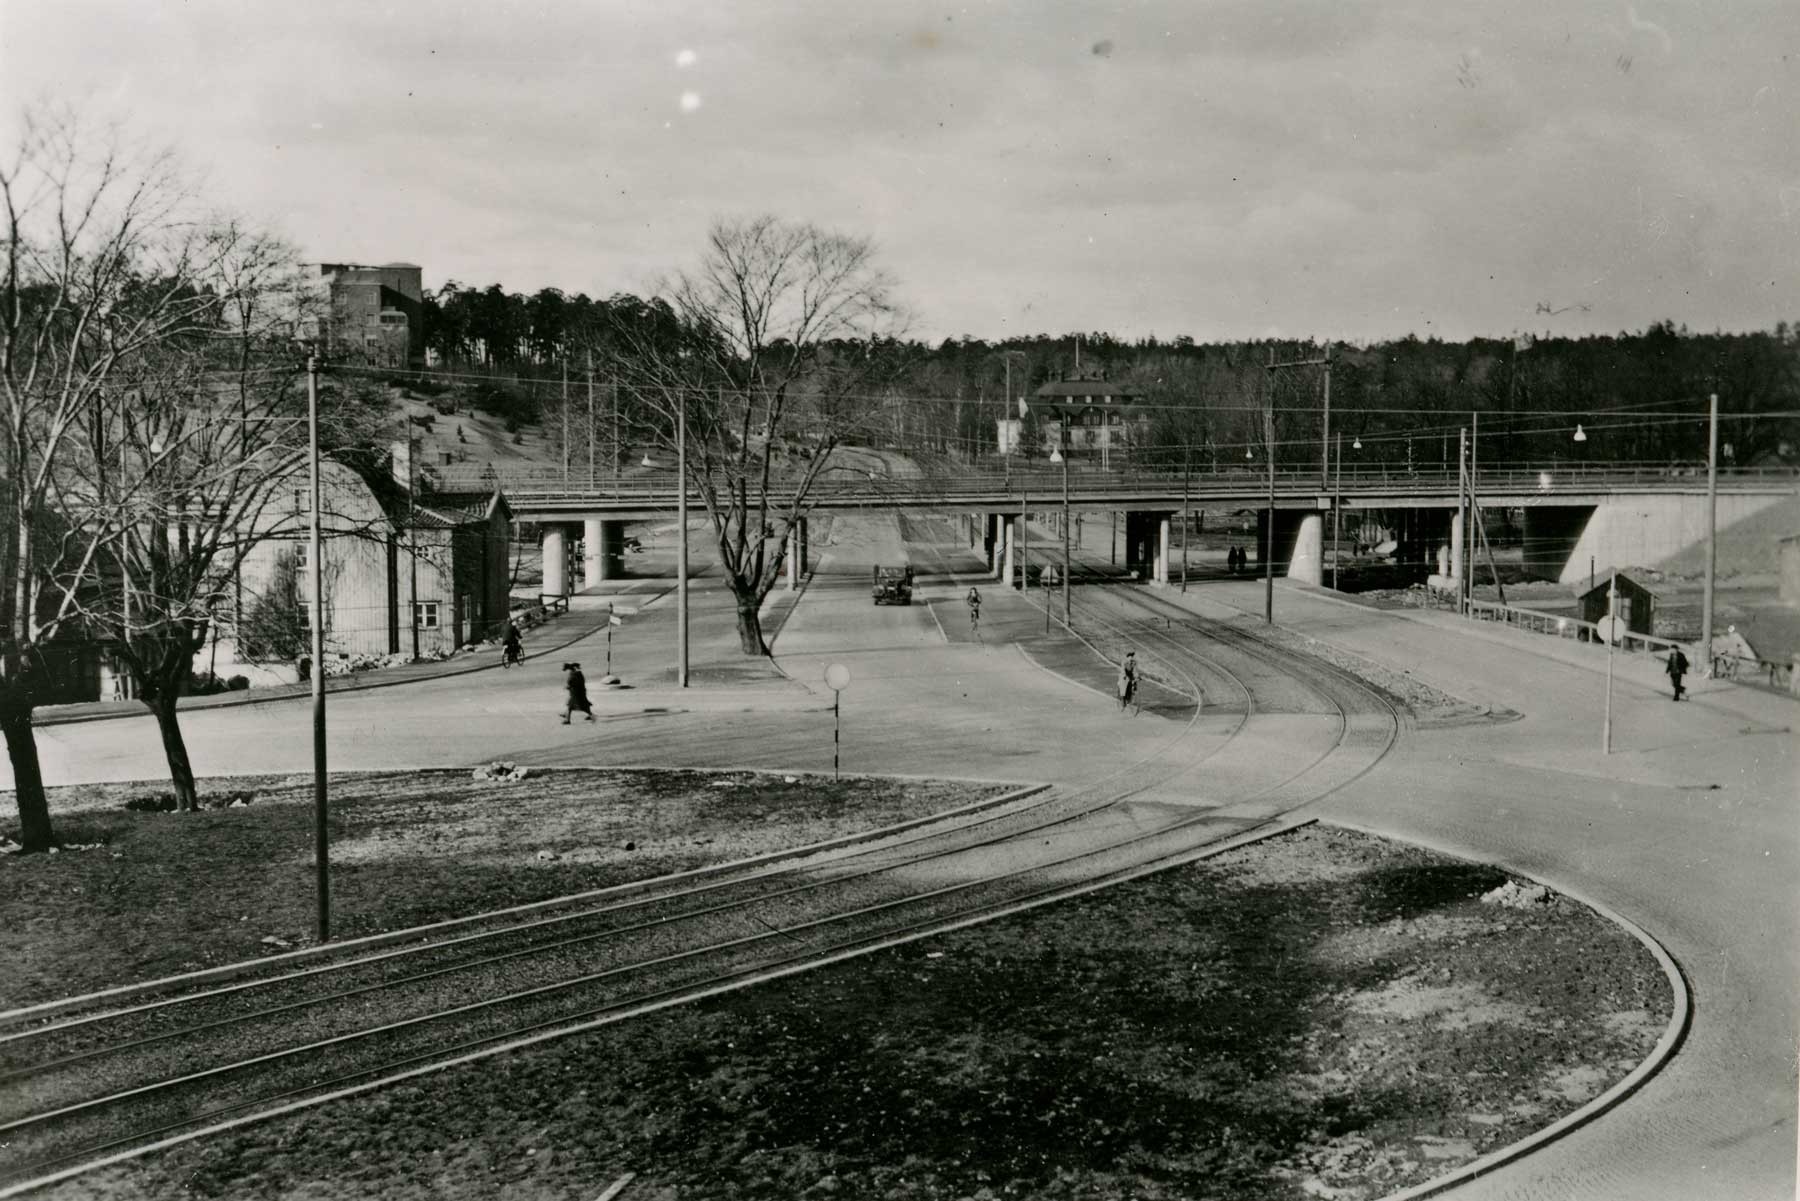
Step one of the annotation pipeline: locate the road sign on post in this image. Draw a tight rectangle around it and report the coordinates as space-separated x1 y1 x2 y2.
824 663 851 779
601 611 624 687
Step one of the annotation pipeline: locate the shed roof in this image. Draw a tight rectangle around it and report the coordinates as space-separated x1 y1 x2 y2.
1574 569 1659 599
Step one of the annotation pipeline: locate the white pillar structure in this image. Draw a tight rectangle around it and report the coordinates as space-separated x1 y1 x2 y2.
542 525 567 599
1001 517 1016 587
583 518 604 590
1288 513 1325 586
1449 511 1465 587
991 513 1005 579
1154 517 1172 585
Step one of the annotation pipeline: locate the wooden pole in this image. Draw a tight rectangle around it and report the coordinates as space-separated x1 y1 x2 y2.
306 353 330 942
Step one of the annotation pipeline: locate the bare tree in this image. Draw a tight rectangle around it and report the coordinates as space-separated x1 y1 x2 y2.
53 229 388 810
608 217 907 654
0 107 226 850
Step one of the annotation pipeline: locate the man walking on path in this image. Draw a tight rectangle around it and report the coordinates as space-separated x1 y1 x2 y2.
561 662 596 724
1117 650 1139 714
1665 646 1690 702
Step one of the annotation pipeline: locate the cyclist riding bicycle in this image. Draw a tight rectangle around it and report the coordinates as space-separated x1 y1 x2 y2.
966 586 982 629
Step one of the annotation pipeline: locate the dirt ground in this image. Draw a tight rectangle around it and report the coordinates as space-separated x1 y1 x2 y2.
42 824 1672 1201
0 769 1001 1008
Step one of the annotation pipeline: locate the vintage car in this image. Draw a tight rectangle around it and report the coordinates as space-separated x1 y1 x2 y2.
871 565 915 605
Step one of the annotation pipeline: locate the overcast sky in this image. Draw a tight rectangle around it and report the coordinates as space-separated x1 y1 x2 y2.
3 1 1795 344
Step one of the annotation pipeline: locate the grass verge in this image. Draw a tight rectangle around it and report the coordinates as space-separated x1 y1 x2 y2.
0 769 1000 1009
45 824 1671 1201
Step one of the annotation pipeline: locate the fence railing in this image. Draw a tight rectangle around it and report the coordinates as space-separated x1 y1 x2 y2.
1465 598 1688 658
429 463 1797 506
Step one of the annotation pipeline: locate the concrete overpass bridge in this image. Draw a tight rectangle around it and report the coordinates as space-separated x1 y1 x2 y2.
432 464 1797 595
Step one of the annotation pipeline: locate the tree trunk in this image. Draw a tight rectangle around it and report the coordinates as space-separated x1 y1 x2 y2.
734 593 768 657
0 676 55 851
147 690 200 812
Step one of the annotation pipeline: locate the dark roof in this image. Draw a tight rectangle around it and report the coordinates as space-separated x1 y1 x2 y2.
1574 570 1659 599
1032 380 1145 401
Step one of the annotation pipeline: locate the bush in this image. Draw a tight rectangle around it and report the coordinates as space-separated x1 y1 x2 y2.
227 675 250 692
187 671 231 696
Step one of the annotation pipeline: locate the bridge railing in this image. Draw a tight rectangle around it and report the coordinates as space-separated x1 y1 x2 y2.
428 462 1796 503
1466 598 1689 659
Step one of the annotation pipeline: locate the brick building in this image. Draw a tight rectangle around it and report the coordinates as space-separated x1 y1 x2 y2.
306 262 424 366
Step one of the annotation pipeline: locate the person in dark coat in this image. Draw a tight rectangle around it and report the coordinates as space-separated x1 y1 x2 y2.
1665 646 1690 702
562 662 595 723
502 622 523 668
1116 650 1139 713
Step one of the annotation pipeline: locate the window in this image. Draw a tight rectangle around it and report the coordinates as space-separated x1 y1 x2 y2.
296 599 311 631
413 601 440 630
292 489 307 515
292 540 309 570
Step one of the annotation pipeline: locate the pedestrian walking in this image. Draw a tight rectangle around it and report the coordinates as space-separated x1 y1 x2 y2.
1116 650 1139 714
561 662 596 723
1665 646 1689 702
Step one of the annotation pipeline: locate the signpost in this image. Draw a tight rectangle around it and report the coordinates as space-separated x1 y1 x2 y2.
824 663 851 779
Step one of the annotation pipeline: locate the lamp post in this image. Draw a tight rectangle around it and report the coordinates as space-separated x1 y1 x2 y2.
304 350 330 943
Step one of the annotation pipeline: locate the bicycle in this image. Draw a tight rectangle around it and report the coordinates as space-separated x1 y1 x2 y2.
968 604 981 636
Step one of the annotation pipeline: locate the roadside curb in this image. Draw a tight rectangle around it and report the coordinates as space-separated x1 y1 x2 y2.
0 770 1048 1029
1317 817 1693 1201
30 611 610 729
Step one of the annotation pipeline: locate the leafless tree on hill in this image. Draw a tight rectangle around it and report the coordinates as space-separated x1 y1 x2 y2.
605 216 909 655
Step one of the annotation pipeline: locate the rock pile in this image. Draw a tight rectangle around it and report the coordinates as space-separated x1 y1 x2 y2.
1479 880 1555 910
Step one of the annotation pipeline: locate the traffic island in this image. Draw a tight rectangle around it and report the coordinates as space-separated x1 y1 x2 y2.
40 823 1676 1201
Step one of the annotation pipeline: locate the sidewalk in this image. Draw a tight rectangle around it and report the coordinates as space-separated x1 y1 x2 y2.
32 602 619 729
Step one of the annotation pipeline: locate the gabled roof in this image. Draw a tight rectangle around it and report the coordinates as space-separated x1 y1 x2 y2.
1574 569 1659 599
1032 379 1145 401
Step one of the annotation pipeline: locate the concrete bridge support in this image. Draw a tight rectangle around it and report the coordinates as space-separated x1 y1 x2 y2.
541 525 568 600
987 513 1005 579
1153 516 1172 585
1001 516 1018 588
785 518 810 589
1289 514 1325 586
582 518 626 589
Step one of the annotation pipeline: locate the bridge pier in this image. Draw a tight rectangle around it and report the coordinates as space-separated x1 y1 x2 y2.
785 518 809 589
541 525 569 600
582 518 626 588
1290 513 1324 586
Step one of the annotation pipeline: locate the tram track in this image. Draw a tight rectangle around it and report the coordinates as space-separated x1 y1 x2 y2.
0 516 1403 1196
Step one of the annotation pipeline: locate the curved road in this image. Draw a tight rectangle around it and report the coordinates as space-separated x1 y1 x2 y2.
8 513 1795 1200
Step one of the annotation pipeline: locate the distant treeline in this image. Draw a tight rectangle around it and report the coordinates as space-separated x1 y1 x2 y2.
420 282 1799 468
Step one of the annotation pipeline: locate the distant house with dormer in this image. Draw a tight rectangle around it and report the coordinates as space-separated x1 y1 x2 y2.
1032 379 1151 466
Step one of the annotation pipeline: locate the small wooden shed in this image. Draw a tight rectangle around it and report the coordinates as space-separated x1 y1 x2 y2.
1576 570 1656 639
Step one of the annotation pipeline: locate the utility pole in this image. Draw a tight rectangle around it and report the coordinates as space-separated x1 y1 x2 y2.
1457 427 1469 616
1603 568 1618 754
677 390 689 687
1321 341 1332 490
1332 431 1342 591
305 351 330 943
1468 412 1479 611
1061 423 1072 626
1180 447 1191 593
407 433 420 662
1265 351 1276 623
1700 392 1719 677
561 360 570 486
586 349 595 487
